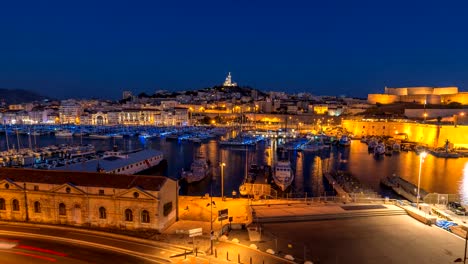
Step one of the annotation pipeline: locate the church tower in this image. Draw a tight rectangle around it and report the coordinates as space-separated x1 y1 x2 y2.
223 72 237 87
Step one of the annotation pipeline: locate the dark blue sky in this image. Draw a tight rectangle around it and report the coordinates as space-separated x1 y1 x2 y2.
1 0 467 99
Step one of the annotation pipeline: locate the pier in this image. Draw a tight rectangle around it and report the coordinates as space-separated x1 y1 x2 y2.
323 172 351 201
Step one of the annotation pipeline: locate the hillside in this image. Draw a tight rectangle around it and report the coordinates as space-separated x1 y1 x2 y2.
0 88 49 104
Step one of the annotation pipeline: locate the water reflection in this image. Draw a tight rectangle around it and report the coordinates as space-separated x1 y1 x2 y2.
460 162 468 203
1 135 468 200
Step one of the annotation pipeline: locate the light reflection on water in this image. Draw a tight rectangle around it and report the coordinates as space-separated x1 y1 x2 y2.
1 135 468 200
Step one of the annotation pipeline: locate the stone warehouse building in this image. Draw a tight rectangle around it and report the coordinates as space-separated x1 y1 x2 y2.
0 168 178 231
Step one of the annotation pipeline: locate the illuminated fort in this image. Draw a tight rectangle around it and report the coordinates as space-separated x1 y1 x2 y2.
367 86 468 105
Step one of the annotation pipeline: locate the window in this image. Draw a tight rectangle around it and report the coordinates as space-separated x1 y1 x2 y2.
34 185 39 191
65 187 71 193
59 203 66 216
4 184 9 189
125 209 133 221
12 199 20 211
34 201 41 213
133 192 139 198
0 198 5 210
141 210 150 223
99 207 106 219
99 190 104 195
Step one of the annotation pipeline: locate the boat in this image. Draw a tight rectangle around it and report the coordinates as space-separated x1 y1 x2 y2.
373 142 385 156
384 145 393 156
88 133 111 139
367 139 377 151
52 147 164 175
272 160 294 192
338 135 351 147
429 148 460 158
181 152 211 183
55 130 73 137
392 142 401 152
219 136 257 147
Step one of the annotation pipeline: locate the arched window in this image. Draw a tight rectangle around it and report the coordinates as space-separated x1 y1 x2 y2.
34 201 41 213
125 209 133 222
99 207 106 219
59 203 66 216
12 199 19 211
141 210 150 223
0 198 5 210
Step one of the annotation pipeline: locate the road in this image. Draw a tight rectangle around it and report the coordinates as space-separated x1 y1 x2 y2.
0 224 185 263
0 223 290 264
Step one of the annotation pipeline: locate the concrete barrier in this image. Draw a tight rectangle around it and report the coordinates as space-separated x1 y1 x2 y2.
404 207 434 225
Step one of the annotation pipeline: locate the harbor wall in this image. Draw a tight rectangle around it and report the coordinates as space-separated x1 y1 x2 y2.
342 120 468 148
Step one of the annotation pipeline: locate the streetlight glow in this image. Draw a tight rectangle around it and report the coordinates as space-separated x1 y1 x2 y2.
416 151 427 208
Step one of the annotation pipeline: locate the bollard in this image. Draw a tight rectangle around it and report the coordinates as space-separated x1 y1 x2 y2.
227 251 229 261
195 247 198 257
184 249 187 259
238 253 240 263
215 249 217 258
250 257 252 264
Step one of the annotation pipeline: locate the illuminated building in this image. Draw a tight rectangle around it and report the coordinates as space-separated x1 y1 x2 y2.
0 168 177 231
368 86 468 105
223 72 237 87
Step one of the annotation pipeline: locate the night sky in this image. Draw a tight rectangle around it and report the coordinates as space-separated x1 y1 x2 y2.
1 0 467 99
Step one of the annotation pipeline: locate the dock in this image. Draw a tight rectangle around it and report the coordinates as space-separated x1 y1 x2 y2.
239 183 275 199
323 172 351 201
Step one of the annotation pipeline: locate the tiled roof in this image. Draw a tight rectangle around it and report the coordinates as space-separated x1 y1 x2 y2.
0 168 170 191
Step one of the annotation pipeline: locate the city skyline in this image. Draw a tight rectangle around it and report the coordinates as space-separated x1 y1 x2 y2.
1 1 467 99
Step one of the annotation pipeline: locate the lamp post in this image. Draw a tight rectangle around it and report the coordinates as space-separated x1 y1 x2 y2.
416 151 427 208
220 162 226 200
208 183 214 255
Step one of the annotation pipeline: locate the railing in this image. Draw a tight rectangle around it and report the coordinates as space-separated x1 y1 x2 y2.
250 193 398 205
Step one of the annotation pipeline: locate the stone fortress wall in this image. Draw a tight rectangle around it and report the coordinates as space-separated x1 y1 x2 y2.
342 119 468 148
368 86 468 105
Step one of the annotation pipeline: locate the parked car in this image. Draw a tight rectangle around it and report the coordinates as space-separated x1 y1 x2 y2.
448 201 466 215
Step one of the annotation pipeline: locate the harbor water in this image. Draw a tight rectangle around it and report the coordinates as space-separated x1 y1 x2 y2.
1 134 467 202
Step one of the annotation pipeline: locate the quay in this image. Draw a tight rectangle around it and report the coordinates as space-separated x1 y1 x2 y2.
168 194 468 264
323 172 351 201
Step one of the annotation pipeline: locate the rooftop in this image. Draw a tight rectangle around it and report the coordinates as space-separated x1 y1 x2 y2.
0 167 169 191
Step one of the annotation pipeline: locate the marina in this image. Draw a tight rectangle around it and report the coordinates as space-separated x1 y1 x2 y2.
0 125 467 202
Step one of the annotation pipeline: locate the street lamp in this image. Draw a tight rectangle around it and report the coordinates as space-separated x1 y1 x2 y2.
220 162 226 200
206 183 216 255
416 151 427 208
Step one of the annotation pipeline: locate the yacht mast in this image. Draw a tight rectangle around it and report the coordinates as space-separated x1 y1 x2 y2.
28 128 32 150
16 129 20 152
4 123 9 151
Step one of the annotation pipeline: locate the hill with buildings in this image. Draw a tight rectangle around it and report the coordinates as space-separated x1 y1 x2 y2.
0 88 49 105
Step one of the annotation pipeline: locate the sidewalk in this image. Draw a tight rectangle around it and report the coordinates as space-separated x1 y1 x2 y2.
163 196 406 263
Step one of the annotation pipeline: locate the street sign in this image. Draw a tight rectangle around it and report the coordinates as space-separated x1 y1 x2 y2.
218 208 228 221
188 228 202 237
